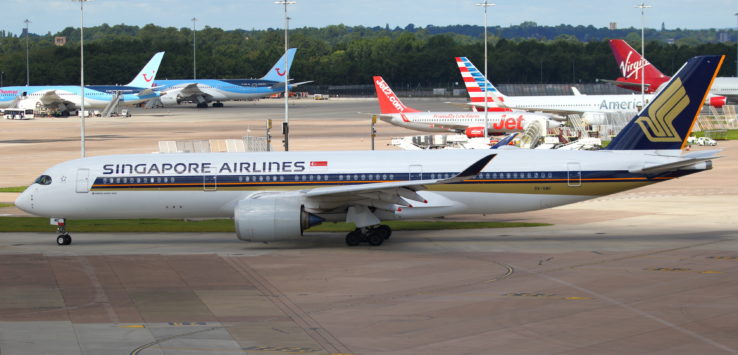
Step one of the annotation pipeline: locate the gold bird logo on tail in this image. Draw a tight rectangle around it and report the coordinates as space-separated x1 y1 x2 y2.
635 78 689 142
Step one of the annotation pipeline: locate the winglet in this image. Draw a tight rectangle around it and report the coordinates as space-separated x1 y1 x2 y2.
126 52 165 88
491 133 518 149
443 154 496 183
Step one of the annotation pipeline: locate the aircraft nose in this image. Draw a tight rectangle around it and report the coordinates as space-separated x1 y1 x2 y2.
14 189 33 213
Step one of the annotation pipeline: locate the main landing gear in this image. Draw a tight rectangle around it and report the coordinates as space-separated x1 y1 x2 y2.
345 224 392 247
212 102 224 108
55 218 72 246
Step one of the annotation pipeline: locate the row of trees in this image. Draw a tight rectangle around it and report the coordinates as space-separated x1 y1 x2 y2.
0 23 735 87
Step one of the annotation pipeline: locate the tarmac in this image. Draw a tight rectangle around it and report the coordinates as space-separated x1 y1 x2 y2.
0 99 737 354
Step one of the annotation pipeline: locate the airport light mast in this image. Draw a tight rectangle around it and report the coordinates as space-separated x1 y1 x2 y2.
735 13 737 77
476 1 495 140
192 17 197 79
275 0 295 151
636 2 651 109
73 0 90 158
24 19 30 86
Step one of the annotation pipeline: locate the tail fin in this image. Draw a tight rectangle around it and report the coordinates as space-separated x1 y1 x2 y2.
262 48 297 81
455 57 506 103
126 52 165 88
610 39 666 82
605 55 724 151
372 76 420 114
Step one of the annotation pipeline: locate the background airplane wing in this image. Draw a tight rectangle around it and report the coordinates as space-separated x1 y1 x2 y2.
176 83 206 97
37 90 65 106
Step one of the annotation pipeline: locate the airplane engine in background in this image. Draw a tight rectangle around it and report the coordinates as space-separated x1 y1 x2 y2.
234 197 324 242
708 96 727 108
465 127 486 138
159 93 181 106
581 112 609 126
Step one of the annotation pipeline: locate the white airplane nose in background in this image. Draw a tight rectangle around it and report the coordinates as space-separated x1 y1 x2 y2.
14 190 32 213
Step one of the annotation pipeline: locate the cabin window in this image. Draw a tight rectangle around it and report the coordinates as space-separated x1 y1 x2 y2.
34 175 52 185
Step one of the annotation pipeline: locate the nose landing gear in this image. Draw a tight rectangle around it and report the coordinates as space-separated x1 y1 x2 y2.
54 218 72 246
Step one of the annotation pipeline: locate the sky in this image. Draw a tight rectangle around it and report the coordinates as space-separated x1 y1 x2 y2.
3 0 738 36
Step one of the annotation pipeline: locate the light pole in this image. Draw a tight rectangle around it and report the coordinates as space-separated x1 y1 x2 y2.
735 13 737 77
636 2 651 108
476 1 495 140
24 19 30 86
73 0 90 158
192 17 197 79
275 0 295 151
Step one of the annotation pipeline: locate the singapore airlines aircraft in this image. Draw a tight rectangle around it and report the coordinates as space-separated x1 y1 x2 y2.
372 76 560 138
15 55 723 247
0 52 164 113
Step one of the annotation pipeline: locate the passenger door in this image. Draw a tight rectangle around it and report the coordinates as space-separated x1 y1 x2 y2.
75 169 90 193
567 162 581 187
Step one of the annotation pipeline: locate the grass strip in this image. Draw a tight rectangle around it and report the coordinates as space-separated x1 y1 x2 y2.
0 217 549 233
0 187 26 193
0 203 13 208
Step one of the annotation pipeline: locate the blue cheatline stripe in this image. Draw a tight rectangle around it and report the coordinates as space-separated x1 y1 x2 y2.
90 169 694 190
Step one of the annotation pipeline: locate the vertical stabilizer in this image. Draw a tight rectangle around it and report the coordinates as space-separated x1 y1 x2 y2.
455 57 506 103
605 55 724 150
262 48 297 82
372 76 420 114
126 52 165 88
610 39 667 82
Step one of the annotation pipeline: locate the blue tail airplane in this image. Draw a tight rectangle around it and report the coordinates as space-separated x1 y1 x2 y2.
153 48 310 108
0 52 165 115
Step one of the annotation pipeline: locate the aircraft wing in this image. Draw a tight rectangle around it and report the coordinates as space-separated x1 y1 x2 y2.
271 80 314 90
37 90 66 106
598 78 651 89
299 154 496 209
136 88 159 97
176 83 206 97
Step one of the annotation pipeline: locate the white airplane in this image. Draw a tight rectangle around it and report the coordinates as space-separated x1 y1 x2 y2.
154 48 310 108
15 55 724 247
456 56 724 123
0 52 164 114
372 76 559 138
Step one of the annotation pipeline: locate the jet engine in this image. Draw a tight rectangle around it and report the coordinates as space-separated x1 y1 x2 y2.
159 93 181 106
234 197 324 242
708 96 727 108
465 127 486 138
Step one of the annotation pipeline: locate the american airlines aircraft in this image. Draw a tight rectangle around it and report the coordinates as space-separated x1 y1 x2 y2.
0 52 164 114
372 76 559 138
154 48 310 108
603 39 736 105
456 56 724 120
15 55 723 247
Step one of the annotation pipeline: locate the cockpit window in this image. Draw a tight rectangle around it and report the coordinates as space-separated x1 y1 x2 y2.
34 175 52 185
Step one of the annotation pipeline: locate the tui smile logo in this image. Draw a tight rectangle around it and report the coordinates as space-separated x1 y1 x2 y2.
635 78 688 142
275 68 286 76
142 71 155 82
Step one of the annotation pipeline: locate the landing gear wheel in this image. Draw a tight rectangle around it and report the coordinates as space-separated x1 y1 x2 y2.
376 224 392 240
56 234 71 246
196 102 208 108
345 229 362 246
213 102 224 108
367 229 386 246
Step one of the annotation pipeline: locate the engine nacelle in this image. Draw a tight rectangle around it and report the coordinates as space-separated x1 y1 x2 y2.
465 127 486 138
708 96 726 108
581 112 608 126
234 197 323 242
159 93 180 106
